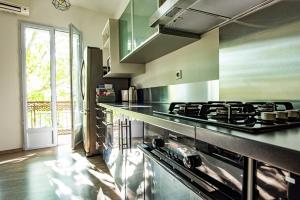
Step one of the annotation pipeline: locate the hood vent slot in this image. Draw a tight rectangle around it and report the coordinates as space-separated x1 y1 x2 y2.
166 7 182 17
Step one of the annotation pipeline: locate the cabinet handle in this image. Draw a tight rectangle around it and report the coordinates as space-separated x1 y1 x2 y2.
118 119 121 151
121 120 124 153
120 119 132 152
129 120 132 150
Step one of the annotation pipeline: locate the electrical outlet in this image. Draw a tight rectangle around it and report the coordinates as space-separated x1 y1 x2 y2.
176 70 182 80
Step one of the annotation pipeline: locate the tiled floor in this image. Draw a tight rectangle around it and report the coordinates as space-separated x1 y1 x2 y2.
0 145 121 200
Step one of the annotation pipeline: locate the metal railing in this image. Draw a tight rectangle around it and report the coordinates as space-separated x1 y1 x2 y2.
27 101 71 135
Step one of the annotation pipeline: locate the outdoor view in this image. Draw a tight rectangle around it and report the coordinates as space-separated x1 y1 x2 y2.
25 27 71 138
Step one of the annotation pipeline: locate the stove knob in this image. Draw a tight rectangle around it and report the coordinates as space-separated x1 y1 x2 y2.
152 138 165 149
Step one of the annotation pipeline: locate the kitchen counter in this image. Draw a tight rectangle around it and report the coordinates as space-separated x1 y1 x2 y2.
97 102 300 175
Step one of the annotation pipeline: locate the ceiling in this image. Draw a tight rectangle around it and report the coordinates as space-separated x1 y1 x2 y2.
70 0 120 16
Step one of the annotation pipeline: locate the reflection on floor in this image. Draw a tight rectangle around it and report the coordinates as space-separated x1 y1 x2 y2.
0 145 121 200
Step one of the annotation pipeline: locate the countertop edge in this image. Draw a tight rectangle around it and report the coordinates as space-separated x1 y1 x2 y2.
97 103 300 175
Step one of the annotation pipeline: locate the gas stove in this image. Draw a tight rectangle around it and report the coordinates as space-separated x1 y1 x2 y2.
154 101 300 133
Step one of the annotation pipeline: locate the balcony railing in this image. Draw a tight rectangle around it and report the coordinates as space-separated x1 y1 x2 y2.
27 101 71 135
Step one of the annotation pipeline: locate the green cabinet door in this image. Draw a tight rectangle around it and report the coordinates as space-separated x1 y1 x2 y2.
119 1 133 60
132 0 158 49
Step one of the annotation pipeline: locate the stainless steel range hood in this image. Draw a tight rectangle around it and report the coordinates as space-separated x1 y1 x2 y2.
150 0 279 35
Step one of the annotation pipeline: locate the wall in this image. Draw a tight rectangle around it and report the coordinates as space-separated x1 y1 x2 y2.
220 1 300 101
131 29 219 88
0 0 108 151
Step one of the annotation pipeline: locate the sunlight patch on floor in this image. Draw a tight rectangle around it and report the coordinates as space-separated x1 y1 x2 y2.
44 159 74 176
0 153 36 165
74 173 95 186
97 187 112 200
88 169 116 189
49 177 83 200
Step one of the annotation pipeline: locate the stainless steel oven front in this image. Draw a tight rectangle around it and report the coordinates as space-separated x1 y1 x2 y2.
139 123 246 200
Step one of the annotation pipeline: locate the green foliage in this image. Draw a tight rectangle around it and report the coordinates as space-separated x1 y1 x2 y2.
26 29 70 102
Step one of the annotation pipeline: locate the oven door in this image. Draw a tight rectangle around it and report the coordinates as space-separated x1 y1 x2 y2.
143 123 244 199
139 145 210 200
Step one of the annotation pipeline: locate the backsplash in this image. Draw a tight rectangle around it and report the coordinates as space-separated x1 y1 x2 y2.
133 1 300 105
219 0 300 101
137 80 219 103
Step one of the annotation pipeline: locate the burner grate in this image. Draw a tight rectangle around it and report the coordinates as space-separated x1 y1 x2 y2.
161 101 300 133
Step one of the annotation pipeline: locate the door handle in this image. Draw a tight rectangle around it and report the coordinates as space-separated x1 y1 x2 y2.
80 59 85 100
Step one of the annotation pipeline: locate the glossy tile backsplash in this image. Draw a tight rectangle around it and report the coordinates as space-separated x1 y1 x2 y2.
219 0 300 101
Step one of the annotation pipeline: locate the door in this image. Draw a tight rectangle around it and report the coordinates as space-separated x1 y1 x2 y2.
144 156 203 200
69 24 83 149
132 0 158 49
21 23 57 150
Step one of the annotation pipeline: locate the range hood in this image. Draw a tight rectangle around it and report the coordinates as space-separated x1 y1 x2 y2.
150 0 278 35
120 26 200 63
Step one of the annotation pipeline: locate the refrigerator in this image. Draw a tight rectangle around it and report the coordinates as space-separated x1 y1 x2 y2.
79 47 130 156
70 43 103 156
81 47 103 156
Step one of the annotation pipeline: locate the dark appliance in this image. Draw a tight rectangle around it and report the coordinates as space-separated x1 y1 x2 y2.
139 123 247 200
81 47 102 156
154 101 300 133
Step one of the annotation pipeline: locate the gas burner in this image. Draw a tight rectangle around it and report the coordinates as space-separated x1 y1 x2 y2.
199 103 256 123
248 102 294 114
160 101 300 133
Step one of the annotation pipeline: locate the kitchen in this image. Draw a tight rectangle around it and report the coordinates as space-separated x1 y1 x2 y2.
0 0 299 200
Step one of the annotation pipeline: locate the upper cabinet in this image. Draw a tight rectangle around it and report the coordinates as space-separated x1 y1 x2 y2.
119 0 200 64
102 19 145 78
119 0 159 61
132 0 159 49
119 2 133 60
102 17 145 78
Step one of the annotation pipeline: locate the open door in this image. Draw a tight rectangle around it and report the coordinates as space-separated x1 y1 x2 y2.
69 24 83 149
21 23 58 150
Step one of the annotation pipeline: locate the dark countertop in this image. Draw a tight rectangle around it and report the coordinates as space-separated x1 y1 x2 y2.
98 102 300 175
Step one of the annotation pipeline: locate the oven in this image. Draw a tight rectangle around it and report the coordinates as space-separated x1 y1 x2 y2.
139 123 246 200
255 161 300 200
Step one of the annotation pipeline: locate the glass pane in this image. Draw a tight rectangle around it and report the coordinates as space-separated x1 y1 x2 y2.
133 0 158 49
71 28 83 130
119 2 132 60
55 31 71 136
25 27 52 129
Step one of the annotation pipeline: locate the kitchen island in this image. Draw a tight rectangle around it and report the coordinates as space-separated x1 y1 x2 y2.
98 102 300 175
